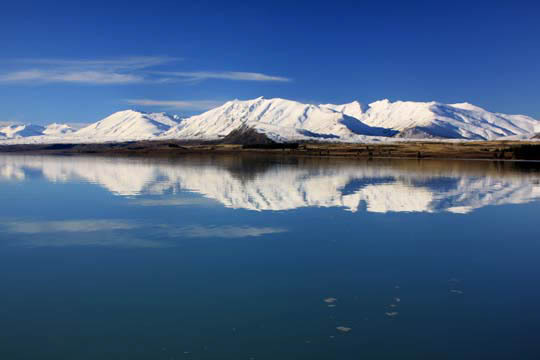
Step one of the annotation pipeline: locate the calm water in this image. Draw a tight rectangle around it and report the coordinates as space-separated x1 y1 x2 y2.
1 154 540 359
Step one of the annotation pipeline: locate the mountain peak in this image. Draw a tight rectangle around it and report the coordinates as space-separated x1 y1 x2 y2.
0 123 45 139
450 102 487 112
1 97 538 143
74 109 181 140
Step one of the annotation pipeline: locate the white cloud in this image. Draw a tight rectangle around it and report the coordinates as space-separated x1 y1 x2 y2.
153 71 291 82
0 56 175 85
0 57 291 85
125 99 225 111
0 70 143 84
17 56 178 71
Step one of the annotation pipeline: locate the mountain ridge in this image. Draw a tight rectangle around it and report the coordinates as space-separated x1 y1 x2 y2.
0 123 78 139
1 97 539 144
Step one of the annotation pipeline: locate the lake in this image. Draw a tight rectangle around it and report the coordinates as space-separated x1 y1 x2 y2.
1 154 540 359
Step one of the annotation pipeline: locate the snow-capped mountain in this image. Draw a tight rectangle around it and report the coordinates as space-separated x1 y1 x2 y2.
163 97 391 142
0 97 538 144
322 100 540 140
321 101 367 119
73 110 181 141
0 123 78 139
0 124 46 138
42 123 76 136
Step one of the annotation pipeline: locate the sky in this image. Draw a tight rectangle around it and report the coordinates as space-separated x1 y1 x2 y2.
1 0 539 125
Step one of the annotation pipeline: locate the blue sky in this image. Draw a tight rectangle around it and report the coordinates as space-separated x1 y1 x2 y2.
1 0 539 125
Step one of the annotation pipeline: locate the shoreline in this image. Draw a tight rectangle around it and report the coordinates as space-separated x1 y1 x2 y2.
1 140 540 161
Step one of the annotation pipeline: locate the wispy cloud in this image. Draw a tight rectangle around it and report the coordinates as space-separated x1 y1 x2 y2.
0 70 143 84
125 99 225 111
0 57 291 85
17 56 178 71
0 56 175 85
153 71 291 82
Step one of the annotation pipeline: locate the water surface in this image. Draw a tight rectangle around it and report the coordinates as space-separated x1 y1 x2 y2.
1 155 540 359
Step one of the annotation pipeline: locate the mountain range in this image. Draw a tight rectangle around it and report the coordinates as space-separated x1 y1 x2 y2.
1 97 539 143
0 123 76 139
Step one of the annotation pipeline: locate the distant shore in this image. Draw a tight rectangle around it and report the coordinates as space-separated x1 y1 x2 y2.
1 140 540 161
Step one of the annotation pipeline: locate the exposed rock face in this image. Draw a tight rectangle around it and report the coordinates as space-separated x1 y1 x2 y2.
394 126 451 139
220 125 276 145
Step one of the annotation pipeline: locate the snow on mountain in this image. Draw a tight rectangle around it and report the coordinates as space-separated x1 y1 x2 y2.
0 124 45 138
0 97 538 144
73 110 181 141
320 101 366 119
0 123 77 139
163 97 391 142
43 123 76 136
322 100 540 140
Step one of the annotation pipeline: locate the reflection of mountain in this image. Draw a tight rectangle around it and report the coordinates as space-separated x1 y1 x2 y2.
1 155 539 214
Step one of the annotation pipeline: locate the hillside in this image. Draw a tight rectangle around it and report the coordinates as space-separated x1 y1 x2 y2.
0 124 45 138
73 110 181 141
163 97 391 142
42 123 76 136
322 100 539 140
0 97 538 144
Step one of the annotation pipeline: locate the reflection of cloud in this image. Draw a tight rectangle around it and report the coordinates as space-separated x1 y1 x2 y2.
131 198 215 207
16 234 168 248
1 217 286 247
3 219 138 234
169 225 287 238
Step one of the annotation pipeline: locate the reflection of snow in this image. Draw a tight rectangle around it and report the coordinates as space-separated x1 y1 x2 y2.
1 155 539 214
0 163 25 180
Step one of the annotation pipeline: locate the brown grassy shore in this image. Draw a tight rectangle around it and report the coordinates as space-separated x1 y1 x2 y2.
1 140 540 161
